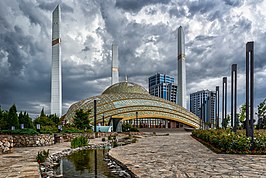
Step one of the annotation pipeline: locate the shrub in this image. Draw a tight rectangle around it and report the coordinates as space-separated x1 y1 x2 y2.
113 141 118 148
132 138 137 143
108 135 112 140
62 126 84 133
192 129 266 154
102 137 106 142
71 136 88 148
0 128 39 135
39 125 57 134
122 123 139 132
36 149 49 163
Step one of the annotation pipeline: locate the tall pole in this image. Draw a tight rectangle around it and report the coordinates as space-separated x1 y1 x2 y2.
51 5 62 117
136 112 138 128
222 77 227 129
177 26 187 108
231 64 237 133
102 113 105 126
215 86 219 128
111 44 119 85
94 99 97 133
246 41 254 148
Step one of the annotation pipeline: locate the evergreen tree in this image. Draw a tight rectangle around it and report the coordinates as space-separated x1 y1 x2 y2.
25 112 34 129
73 109 92 130
256 99 266 129
0 106 8 130
7 104 19 129
18 111 24 128
48 114 60 125
40 108 45 117
34 109 55 127
18 111 34 129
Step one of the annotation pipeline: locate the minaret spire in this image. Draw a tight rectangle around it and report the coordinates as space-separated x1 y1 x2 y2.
51 4 62 117
177 26 187 109
111 44 119 85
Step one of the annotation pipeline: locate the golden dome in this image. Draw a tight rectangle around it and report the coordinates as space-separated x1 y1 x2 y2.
102 82 149 95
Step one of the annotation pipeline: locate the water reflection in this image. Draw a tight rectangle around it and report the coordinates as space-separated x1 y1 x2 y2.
61 149 120 178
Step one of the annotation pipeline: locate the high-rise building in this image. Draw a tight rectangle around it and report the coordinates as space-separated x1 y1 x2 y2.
177 26 186 108
51 5 62 117
190 90 216 123
148 73 177 103
111 44 119 85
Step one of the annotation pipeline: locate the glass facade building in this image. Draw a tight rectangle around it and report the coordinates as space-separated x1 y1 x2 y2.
148 73 177 103
190 90 216 123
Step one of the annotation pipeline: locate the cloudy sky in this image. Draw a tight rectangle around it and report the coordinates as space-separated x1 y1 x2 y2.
0 0 266 118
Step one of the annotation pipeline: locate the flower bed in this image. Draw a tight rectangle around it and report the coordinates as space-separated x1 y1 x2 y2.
192 129 266 154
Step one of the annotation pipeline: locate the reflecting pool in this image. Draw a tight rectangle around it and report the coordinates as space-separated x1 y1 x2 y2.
60 149 120 178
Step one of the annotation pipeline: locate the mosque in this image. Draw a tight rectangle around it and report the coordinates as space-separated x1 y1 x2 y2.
51 5 200 129
63 81 200 129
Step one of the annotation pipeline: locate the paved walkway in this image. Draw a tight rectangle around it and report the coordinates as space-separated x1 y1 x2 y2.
0 138 107 178
109 132 266 178
0 142 70 178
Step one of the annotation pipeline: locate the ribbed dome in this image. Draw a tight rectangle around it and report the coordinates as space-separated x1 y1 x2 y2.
102 82 149 95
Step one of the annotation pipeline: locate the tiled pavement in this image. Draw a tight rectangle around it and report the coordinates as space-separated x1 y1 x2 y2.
1 132 265 178
0 142 70 178
109 132 266 178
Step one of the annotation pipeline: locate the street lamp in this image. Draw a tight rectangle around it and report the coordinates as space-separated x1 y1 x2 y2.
246 42 254 149
231 64 237 133
222 77 227 129
215 86 219 128
94 98 100 133
102 113 105 126
136 112 138 128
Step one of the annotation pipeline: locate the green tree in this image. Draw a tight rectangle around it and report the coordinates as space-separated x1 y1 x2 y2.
34 109 55 127
239 104 246 127
48 114 60 125
0 107 8 130
18 111 34 129
222 114 230 129
73 109 92 130
7 104 19 129
40 108 45 117
34 109 57 133
256 98 266 129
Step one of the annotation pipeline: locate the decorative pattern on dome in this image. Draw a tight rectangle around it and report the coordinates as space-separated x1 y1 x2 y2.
64 92 200 128
102 82 149 95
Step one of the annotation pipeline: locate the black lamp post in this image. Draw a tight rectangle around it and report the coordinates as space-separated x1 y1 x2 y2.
215 86 219 128
136 111 138 128
94 99 99 133
222 77 227 129
231 64 237 133
246 41 254 149
102 113 105 126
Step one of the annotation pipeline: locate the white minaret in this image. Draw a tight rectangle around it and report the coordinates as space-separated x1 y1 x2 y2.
111 44 119 85
177 26 186 109
51 5 62 117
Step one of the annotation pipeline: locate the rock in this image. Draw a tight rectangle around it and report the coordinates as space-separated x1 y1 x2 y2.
4 141 10 147
3 147 10 153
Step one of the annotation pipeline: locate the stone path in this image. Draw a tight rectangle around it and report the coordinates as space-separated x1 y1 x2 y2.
109 132 266 178
0 138 106 178
0 142 70 178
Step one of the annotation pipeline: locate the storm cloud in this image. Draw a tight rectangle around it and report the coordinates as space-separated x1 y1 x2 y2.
0 0 266 118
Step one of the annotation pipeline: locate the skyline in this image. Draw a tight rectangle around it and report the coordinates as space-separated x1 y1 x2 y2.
0 0 266 117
